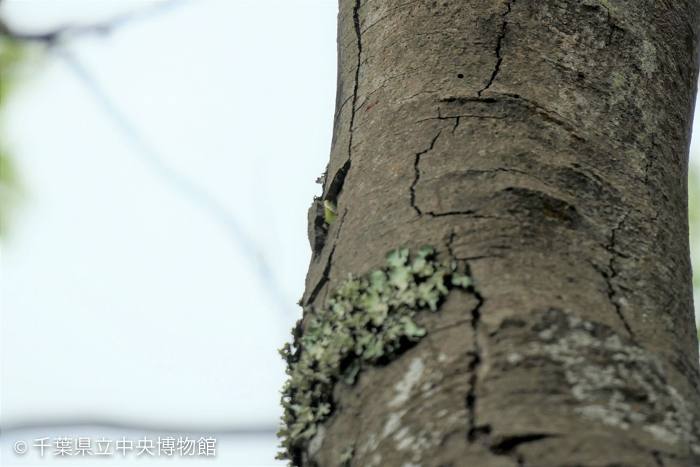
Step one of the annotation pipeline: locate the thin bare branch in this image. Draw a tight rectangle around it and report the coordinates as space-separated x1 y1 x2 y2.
59 49 294 318
0 0 187 44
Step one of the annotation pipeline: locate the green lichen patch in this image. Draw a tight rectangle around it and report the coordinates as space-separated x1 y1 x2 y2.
277 246 472 465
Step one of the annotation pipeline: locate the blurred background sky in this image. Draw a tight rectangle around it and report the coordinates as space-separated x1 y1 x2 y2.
0 1 699 466
0 1 336 465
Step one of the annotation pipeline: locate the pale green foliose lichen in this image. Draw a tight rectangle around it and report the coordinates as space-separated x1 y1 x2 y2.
277 246 471 464
338 441 355 466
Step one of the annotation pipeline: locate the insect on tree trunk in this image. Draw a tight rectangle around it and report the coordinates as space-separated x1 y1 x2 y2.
280 1 700 465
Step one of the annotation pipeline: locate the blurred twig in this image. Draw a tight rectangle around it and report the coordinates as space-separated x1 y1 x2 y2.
61 50 293 317
0 0 187 44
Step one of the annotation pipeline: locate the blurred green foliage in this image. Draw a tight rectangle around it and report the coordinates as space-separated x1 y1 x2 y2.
690 165 700 341
0 34 26 237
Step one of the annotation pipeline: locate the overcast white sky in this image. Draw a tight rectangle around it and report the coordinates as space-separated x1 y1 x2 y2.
1 0 336 438
1 1 700 466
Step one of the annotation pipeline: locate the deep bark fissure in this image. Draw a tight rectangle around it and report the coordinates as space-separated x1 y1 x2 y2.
489 433 553 455
440 93 578 138
325 0 364 207
410 130 444 215
477 0 513 96
306 208 347 307
428 211 498 218
653 450 666 467
466 287 486 442
606 211 635 338
306 245 335 307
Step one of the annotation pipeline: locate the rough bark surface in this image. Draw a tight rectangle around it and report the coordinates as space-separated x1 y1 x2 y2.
299 0 700 465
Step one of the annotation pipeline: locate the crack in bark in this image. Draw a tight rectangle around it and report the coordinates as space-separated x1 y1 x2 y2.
306 245 336 307
466 287 486 442
653 451 666 467
427 210 499 218
326 160 351 203
410 130 443 216
489 433 553 455
439 93 581 139
605 211 635 338
325 0 364 208
306 208 348 307
477 1 512 96
307 0 365 305
646 137 658 188
416 113 506 134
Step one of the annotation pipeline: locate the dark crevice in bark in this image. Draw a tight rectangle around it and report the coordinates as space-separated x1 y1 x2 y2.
326 0 363 208
489 434 553 455
653 451 666 467
646 137 658 188
306 208 347 307
477 1 512 96
428 210 499 219
326 160 351 203
349 0 363 143
410 130 443 215
306 244 335 307
604 8 624 47
334 94 354 123
466 288 487 442
605 211 635 338
439 93 584 142
322 208 348 304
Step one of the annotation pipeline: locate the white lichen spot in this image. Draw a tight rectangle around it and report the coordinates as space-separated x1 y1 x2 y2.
447 409 467 424
382 410 407 439
308 424 325 456
369 453 382 467
396 433 415 451
567 314 581 328
390 358 425 407
538 326 557 341
525 309 700 449
639 40 658 77
438 353 447 362
644 424 680 445
436 409 448 418
361 434 378 455
394 426 410 442
577 404 630 429
507 353 523 365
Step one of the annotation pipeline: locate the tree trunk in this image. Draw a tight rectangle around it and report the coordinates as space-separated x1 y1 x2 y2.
281 1 700 465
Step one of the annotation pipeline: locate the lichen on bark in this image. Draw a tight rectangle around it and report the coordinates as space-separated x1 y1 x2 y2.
277 246 472 464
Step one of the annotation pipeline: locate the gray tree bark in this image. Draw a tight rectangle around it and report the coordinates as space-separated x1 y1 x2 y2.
284 1 700 465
